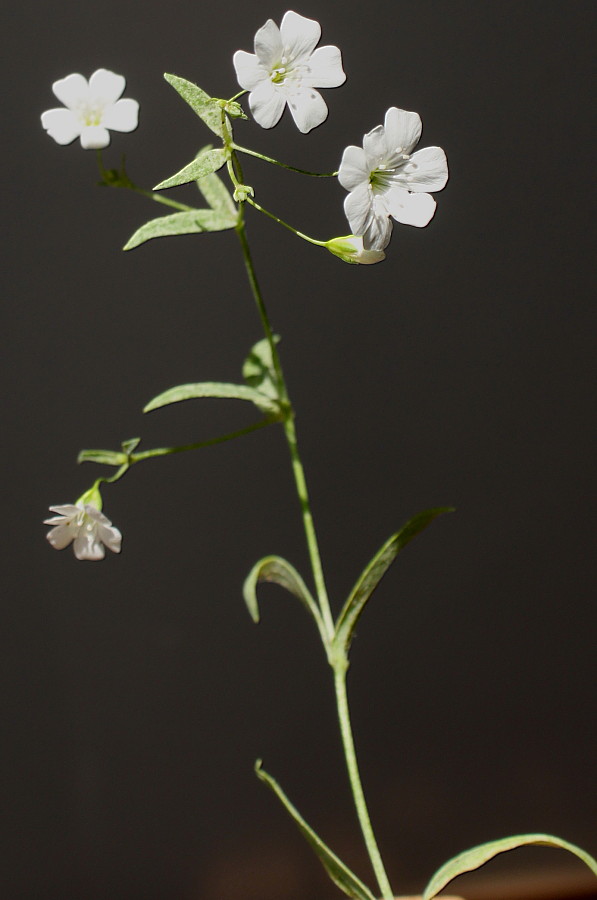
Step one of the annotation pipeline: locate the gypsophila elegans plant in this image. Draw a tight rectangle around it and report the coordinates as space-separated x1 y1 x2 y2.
41 11 597 899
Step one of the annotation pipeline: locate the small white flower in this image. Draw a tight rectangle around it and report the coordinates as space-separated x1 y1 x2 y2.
338 107 448 250
233 10 346 133
45 502 122 561
325 235 385 265
41 69 139 150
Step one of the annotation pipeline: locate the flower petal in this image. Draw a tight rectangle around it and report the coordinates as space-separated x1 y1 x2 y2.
362 195 393 250
280 11 321 61
46 523 76 550
286 87 328 133
41 108 81 145
80 126 110 149
249 81 286 129
400 146 448 192
233 50 266 91
97 523 122 553
387 187 437 227
363 125 388 170
74 530 106 560
88 68 125 105
101 98 139 132
383 107 422 157
254 18 283 68
307 45 346 87
338 145 369 191
52 73 89 109
344 183 373 236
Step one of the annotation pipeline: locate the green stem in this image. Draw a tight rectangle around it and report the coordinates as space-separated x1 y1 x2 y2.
334 663 394 900
232 143 338 177
131 419 273 461
96 149 195 212
245 196 324 247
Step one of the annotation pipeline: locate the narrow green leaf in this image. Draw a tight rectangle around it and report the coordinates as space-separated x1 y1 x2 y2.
121 437 141 455
164 73 224 137
143 381 280 416
195 146 237 218
423 833 597 900
243 336 281 400
154 148 225 191
123 209 235 251
243 556 322 629
77 449 128 466
255 761 377 900
335 508 454 650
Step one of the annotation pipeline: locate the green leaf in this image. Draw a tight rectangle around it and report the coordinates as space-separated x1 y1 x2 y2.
77 449 128 467
255 761 377 900
422 833 597 900
243 556 322 629
154 148 226 191
243 336 281 400
143 381 280 416
121 437 141 455
164 73 224 137
195 146 237 218
123 209 235 251
334 508 454 650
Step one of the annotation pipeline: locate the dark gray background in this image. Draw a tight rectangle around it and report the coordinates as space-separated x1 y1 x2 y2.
2 1 596 897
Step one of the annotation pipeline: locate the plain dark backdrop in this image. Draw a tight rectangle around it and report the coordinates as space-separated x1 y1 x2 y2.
2 1 596 897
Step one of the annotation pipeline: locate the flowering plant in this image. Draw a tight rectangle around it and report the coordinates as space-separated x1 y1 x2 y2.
41 11 596 899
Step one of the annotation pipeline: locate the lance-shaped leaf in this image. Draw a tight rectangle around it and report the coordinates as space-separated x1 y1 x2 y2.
196 147 237 218
255 761 377 900
334 507 453 650
123 209 235 251
422 833 597 900
164 73 224 137
78 449 128 467
243 336 281 400
243 556 322 632
154 148 226 191
143 381 281 416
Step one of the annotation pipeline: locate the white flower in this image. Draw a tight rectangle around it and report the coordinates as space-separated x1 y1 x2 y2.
233 10 346 133
45 502 122 560
338 107 448 250
325 235 385 265
41 69 139 150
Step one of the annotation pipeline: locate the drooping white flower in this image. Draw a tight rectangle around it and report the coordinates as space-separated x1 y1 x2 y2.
325 235 385 265
338 107 448 250
44 499 122 561
233 10 346 133
41 69 139 150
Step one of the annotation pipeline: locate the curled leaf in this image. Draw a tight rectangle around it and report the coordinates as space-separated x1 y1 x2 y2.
77 449 128 467
243 336 281 401
243 555 322 631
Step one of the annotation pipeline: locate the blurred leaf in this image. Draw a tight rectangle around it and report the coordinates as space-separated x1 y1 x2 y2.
243 336 281 400
334 508 453 650
154 148 226 191
164 73 224 137
195 146 237 218
77 449 127 466
255 761 377 900
121 437 141 455
243 555 321 628
423 833 597 899
123 209 235 251
143 381 280 416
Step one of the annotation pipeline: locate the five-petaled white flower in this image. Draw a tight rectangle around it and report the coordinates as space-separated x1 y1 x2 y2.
233 10 346 133
45 502 122 561
41 69 139 150
338 107 448 250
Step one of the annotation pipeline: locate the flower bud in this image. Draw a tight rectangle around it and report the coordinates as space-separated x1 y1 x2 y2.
325 235 385 265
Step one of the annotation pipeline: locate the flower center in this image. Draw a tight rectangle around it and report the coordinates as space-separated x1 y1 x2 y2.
75 100 106 127
369 149 411 191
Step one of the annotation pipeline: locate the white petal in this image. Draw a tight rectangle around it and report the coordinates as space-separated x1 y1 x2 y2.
344 183 373 236
47 504 79 516
88 68 125 105
52 73 89 109
74 530 105 560
307 45 346 87
280 11 321 61
46 523 75 550
80 126 110 149
387 187 437 227
41 108 81 145
101 98 139 132
97 523 122 553
286 87 328 133
383 107 422 156
399 146 448 192
233 50 266 91
254 19 283 68
362 197 393 250
249 81 286 129
363 125 388 170
338 145 369 191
